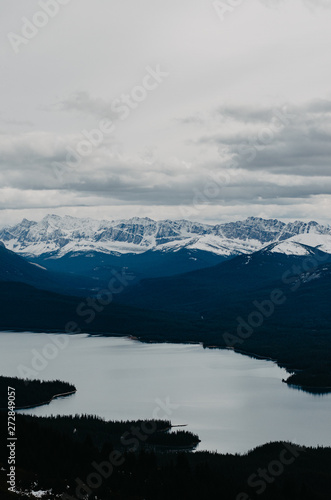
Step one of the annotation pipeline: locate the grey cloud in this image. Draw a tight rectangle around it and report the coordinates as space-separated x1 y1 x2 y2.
1 129 331 208
260 0 331 9
198 100 331 176
181 106 274 127
2 99 331 211
1 0 330 224
1 119 34 128
304 99 331 114
215 105 273 123
178 114 205 125
55 91 118 121
303 0 331 10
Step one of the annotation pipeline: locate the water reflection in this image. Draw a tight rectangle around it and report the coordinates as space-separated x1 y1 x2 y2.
0 331 330 454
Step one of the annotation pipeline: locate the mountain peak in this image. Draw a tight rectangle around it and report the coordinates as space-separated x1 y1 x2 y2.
42 214 62 222
0 215 330 258
20 218 34 226
127 216 154 224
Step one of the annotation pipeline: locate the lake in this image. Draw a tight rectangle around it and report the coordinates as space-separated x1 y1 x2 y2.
0 331 330 454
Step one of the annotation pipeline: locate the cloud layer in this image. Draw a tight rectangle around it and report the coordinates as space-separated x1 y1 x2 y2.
1 98 331 215
1 0 331 225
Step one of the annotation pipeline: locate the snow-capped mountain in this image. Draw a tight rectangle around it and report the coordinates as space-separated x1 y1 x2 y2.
0 215 331 259
263 236 331 257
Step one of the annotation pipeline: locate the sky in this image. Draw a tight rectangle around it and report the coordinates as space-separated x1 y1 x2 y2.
1 0 331 226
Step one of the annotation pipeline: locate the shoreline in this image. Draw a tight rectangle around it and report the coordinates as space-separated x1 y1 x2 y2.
1 328 331 394
15 389 77 411
286 383 331 394
0 390 77 412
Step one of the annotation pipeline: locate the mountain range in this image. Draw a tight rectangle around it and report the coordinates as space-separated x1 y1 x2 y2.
1 214 331 256
1 214 331 279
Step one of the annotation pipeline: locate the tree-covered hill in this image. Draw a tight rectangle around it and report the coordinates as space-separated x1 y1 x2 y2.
0 411 330 499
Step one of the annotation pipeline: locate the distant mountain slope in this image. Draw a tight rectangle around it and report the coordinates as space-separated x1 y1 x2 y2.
0 281 199 339
116 244 331 314
0 242 64 289
0 243 101 295
27 247 227 281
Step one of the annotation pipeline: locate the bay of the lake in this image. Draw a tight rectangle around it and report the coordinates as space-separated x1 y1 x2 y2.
0 331 330 454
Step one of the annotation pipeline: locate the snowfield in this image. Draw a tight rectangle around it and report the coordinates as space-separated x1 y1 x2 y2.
0 215 330 259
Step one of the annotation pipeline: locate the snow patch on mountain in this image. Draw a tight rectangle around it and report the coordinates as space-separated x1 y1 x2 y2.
29 262 47 270
267 234 331 256
268 241 313 256
288 233 331 254
1 215 330 259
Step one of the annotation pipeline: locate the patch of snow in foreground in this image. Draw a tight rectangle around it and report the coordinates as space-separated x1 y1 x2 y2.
31 491 51 498
14 489 56 498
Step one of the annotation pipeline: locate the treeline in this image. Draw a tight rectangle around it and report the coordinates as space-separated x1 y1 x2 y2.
285 366 331 393
23 414 199 451
146 429 200 448
0 412 330 499
0 376 76 409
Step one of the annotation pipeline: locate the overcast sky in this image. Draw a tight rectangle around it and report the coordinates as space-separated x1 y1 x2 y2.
1 0 331 226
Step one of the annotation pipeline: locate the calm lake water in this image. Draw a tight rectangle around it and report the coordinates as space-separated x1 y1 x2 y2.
0 331 330 454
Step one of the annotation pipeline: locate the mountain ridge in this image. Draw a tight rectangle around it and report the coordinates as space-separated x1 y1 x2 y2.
0 242 103 295
1 214 330 259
